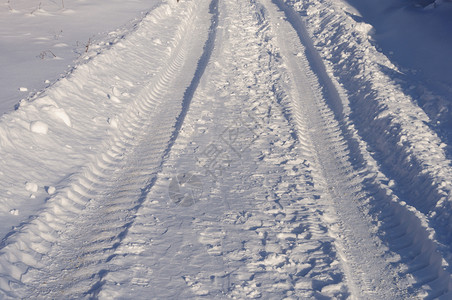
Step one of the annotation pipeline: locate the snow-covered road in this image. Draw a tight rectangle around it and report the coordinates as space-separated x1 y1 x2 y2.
1 0 452 298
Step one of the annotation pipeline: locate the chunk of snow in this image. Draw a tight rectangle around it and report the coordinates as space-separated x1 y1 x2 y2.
9 209 19 216
25 182 38 193
45 186 56 195
19 87 28 92
354 22 375 36
30 121 49 134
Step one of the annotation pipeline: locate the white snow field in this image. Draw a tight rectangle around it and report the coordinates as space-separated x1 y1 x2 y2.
0 0 158 114
1 0 452 298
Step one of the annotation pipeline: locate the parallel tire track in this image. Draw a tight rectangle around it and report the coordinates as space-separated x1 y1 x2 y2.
1 0 450 298
99 0 350 297
266 0 452 298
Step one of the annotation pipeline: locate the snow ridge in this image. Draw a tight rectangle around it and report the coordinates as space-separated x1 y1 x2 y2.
283 0 452 297
0 0 212 297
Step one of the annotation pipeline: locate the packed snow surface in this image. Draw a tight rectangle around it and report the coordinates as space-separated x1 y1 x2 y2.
1 0 452 298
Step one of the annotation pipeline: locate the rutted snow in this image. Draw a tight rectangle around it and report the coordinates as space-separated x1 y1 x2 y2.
0 0 451 298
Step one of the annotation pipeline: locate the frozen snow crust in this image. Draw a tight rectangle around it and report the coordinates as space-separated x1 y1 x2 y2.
0 0 452 298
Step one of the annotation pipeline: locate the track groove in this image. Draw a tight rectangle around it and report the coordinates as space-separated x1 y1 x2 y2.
264 0 452 297
0 0 213 298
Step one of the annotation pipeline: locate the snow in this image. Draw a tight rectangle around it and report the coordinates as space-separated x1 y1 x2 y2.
24 182 38 193
341 0 452 140
1 0 452 298
45 186 56 195
0 0 159 114
29 120 48 134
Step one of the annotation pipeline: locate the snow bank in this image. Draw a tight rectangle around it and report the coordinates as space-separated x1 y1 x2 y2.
286 0 452 279
343 0 452 143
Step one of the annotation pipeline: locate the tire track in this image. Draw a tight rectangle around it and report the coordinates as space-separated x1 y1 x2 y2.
266 0 452 298
0 0 213 298
1 0 449 298
291 1 452 295
98 0 350 298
